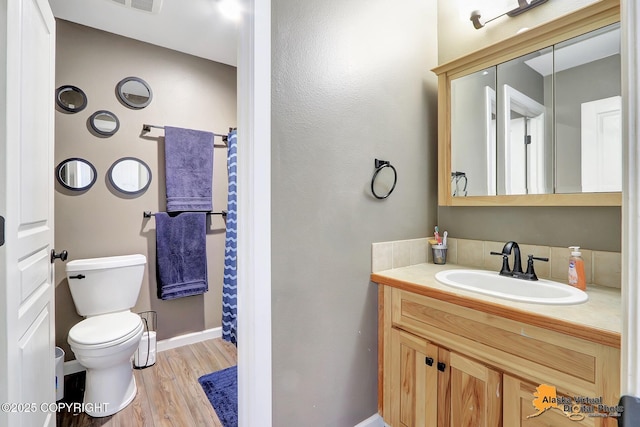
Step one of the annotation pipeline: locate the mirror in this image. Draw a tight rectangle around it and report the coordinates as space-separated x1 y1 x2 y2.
116 77 152 109
56 158 97 191
450 67 496 197
434 2 621 206
108 157 152 195
497 46 554 196
554 24 622 194
55 85 87 113
89 110 120 136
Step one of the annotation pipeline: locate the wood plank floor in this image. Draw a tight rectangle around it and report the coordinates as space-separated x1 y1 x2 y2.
56 338 237 427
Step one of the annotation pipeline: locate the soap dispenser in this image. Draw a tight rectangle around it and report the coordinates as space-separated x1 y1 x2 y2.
568 246 586 291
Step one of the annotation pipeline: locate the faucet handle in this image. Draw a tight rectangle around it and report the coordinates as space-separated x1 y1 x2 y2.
524 254 548 281
531 255 549 262
490 251 511 275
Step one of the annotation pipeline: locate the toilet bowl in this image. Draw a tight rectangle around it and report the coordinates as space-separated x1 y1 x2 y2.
66 254 146 417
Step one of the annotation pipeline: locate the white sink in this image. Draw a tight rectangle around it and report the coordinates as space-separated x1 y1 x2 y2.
434 269 588 305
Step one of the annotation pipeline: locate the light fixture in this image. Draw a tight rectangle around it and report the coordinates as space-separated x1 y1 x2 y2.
470 0 549 30
218 0 242 21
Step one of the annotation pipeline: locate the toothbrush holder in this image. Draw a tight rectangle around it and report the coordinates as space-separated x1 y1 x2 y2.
431 244 447 265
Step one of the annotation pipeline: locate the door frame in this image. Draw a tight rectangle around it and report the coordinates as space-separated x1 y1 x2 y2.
237 0 272 426
622 0 640 399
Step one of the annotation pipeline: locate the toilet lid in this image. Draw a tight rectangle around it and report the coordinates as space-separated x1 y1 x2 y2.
68 312 142 346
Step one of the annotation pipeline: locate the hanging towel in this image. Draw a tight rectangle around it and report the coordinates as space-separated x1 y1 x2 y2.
222 129 238 344
155 212 208 300
164 126 214 212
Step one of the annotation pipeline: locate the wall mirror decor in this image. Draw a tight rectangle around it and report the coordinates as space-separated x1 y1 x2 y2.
108 157 152 195
89 110 120 136
116 77 153 109
55 85 87 113
56 158 97 191
433 0 621 206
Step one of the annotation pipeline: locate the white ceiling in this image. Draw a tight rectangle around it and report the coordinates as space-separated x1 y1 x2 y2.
48 0 239 67
524 26 620 77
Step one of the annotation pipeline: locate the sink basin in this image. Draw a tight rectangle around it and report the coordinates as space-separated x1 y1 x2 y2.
434 269 588 305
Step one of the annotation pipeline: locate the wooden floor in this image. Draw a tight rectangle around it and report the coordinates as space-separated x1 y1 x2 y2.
56 338 237 427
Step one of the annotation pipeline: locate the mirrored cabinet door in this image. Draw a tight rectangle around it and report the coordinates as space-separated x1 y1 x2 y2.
450 67 496 197
554 23 621 194
497 46 553 196
435 1 621 206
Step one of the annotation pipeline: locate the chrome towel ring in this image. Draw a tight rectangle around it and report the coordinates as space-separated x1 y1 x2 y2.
371 159 397 200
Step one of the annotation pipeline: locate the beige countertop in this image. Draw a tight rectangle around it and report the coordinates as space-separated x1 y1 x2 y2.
371 263 621 348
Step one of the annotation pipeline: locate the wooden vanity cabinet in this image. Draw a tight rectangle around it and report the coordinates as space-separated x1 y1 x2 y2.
379 286 620 427
389 327 501 427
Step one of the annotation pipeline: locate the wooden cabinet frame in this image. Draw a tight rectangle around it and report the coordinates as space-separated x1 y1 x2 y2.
432 0 621 207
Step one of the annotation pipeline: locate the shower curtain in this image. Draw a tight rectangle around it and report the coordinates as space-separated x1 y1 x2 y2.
222 129 238 344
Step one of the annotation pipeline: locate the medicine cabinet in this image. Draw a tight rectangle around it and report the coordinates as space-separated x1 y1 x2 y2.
432 0 621 206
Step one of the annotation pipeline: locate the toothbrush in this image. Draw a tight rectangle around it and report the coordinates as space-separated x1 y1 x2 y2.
443 231 448 247
434 226 440 244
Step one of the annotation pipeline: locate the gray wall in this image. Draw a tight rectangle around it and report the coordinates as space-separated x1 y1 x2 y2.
437 0 621 252
271 0 438 425
54 20 236 359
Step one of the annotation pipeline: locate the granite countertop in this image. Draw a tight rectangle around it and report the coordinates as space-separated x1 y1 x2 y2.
371 263 621 348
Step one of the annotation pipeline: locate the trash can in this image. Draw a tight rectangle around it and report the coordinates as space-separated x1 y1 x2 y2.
55 347 64 401
134 311 157 369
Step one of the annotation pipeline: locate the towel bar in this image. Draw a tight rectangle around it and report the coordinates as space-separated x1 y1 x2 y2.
143 210 227 218
141 124 232 144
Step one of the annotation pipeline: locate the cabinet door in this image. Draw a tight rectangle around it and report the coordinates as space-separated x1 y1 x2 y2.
390 328 439 427
503 375 594 427
448 351 502 427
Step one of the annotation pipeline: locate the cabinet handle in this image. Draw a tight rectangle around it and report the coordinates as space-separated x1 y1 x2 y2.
437 362 446 372
425 357 434 366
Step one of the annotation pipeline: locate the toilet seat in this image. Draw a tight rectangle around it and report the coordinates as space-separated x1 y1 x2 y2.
69 312 143 350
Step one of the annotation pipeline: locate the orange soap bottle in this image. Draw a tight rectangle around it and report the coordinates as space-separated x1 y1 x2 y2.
568 246 586 291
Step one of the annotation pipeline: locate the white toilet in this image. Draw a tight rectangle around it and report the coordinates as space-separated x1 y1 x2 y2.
66 254 147 417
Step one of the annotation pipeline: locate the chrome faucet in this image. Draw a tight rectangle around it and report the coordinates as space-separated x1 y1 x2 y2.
490 241 548 281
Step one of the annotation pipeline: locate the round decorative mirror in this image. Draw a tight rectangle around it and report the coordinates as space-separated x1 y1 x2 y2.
108 157 152 195
56 158 97 191
89 110 120 136
116 77 153 109
55 85 87 113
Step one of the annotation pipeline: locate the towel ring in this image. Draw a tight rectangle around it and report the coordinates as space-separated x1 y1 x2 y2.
371 159 397 200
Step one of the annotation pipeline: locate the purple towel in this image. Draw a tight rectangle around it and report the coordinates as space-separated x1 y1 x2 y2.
155 212 208 300
164 126 214 212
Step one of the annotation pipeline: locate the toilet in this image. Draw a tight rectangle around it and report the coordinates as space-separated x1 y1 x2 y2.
66 254 146 417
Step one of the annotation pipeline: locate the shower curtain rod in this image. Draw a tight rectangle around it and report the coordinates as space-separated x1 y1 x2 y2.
143 210 227 218
141 124 233 143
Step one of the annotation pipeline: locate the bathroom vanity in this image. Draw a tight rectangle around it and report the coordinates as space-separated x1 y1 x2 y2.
372 263 621 427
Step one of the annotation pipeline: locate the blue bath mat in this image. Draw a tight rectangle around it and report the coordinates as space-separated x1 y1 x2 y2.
198 365 238 427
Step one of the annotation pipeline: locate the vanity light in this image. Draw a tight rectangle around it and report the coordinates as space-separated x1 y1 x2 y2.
470 0 549 30
218 0 241 21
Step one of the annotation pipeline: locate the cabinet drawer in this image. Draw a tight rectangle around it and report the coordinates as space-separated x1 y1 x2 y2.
390 288 617 398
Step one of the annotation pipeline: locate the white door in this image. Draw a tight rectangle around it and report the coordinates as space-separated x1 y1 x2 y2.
581 95 622 192
0 1 57 426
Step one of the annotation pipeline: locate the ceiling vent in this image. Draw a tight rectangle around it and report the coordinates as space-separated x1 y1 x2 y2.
109 0 163 14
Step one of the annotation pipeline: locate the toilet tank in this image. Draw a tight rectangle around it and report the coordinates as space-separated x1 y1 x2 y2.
66 254 146 316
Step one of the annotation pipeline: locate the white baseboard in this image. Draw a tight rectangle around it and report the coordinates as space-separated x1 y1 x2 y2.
354 414 388 427
156 327 222 352
63 359 85 376
63 326 223 376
